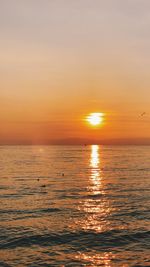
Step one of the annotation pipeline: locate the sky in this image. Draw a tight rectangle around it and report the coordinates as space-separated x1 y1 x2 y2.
0 0 150 144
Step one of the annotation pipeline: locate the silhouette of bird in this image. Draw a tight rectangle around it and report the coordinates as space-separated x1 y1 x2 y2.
140 112 146 117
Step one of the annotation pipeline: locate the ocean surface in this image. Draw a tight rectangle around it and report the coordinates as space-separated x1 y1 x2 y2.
0 145 150 267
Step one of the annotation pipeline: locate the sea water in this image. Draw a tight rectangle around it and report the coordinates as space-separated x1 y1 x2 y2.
0 145 150 266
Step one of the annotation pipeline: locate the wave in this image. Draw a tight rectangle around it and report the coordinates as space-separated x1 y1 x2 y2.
1 229 149 250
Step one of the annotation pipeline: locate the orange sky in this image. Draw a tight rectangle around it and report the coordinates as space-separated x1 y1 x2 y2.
0 1 150 145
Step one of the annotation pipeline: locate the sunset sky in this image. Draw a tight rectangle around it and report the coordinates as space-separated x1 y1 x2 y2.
0 0 150 144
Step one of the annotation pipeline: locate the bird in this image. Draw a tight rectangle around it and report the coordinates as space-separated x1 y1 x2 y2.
141 112 146 117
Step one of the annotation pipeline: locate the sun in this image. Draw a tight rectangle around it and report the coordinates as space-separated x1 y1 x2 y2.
86 113 104 126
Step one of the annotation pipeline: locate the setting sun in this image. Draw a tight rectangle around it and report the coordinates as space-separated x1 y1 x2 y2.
86 113 104 126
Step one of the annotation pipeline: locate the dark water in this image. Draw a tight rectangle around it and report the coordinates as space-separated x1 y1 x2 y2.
0 145 150 266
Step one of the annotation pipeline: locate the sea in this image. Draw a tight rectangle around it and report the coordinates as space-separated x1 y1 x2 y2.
0 145 150 266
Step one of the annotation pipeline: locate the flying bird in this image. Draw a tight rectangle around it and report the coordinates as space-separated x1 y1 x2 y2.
140 112 146 117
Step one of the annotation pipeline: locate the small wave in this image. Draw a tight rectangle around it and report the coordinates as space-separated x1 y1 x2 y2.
59 193 103 200
0 208 61 215
0 262 11 267
1 229 149 250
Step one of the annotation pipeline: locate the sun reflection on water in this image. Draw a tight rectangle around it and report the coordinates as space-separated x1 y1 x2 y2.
73 145 116 266
78 145 113 231
90 145 101 194
75 251 115 267
68 145 117 266
91 145 99 167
